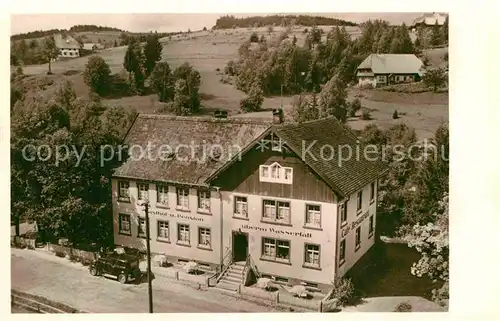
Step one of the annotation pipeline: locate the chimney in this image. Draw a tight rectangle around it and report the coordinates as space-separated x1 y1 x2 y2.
272 108 284 124
214 110 228 119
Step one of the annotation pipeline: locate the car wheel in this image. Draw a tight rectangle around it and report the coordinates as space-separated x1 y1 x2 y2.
89 267 98 276
118 273 127 284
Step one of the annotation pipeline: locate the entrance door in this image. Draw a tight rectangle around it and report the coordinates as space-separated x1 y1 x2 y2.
232 232 248 262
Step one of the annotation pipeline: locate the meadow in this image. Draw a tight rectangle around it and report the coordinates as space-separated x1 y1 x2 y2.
19 26 448 140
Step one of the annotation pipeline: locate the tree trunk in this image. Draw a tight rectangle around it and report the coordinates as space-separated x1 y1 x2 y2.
14 215 20 237
48 58 52 74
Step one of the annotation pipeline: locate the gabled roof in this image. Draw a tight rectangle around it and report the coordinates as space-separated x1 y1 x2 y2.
272 117 387 197
356 54 423 75
54 34 80 49
114 114 388 198
113 115 272 186
412 12 448 26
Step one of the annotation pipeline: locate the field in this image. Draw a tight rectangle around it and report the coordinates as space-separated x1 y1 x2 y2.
18 26 448 140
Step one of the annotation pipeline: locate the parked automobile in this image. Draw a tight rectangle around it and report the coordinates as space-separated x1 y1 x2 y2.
88 252 141 284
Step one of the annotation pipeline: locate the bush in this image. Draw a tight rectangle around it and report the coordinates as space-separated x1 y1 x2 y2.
303 28 308 33
250 32 259 43
361 109 372 120
393 110 399 119
83 56 111 96
393 302 412 312
349 98 362 117
55 252 66 258
330 277 355 306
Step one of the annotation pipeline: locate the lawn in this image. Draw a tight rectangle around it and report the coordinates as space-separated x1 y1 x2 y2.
18 26 448 140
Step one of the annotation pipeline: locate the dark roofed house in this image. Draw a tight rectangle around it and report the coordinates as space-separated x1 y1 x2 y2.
54 34 81 59
111 113 387 293
356 53 424 88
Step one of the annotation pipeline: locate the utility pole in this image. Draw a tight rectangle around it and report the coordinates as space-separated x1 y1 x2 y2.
141 201 153 313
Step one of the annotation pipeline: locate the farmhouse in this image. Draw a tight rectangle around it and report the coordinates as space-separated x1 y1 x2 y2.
111 111 387 293
54 34 80 59
82 43 104 52
410 12 448 29
356 54 424 88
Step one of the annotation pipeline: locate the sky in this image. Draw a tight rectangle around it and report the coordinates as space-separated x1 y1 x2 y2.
10 13 426 35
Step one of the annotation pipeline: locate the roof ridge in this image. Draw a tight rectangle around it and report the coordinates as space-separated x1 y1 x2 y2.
138 113 272 125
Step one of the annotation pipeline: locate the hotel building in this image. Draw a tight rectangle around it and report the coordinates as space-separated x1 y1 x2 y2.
111 112 386 293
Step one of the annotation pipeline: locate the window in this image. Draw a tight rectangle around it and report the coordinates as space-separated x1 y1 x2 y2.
305 204 321 228
157 220 169 241
259 162 293 184
357 190 363 212
304 244 320 268
119 214 131 235
261 238 290 262
177 224 190 245
198 228 211 248
340 202 348 225
377 75 386 83
339 239 346 265
137 183 149 201
369 216 374 238
271 134 282 151
157 185 169 207
138 218 147 238
177 188 189 210
370 182 375 202
262 200 291 224
118 181 130 201
234 196 248 218
198 191 211 212
355 227 361 250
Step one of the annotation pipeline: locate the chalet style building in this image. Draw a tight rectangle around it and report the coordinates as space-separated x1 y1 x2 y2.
410 12 448 30
356 54 424 88
54 34 80 59
111 111 387 293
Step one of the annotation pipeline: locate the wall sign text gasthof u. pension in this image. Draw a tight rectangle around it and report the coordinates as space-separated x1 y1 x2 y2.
147 211 204 222
341 211 370 238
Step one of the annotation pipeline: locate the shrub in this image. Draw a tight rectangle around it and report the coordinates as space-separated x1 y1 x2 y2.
83 56 111 96
249 32 259 43
240 85 264 112
393 110 399 119
361 109 372 120
349 98 362 117
224 60 237 76
330 277 355 306
55 252 66 258
393 302 412 312
303 28 309 33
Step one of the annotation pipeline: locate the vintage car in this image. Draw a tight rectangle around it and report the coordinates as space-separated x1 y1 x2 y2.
88 252 141 284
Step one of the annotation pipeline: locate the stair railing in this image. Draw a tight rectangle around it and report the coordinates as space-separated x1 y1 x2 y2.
215 248 233 283
242 253 260 284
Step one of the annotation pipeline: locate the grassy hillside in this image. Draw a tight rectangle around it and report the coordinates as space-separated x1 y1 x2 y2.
17 26 448 140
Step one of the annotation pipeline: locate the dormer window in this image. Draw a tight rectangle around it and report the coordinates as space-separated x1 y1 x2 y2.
271 133 282 152
259 162 293 184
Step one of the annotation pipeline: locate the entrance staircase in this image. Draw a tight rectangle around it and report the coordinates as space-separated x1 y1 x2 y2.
215 260 245 291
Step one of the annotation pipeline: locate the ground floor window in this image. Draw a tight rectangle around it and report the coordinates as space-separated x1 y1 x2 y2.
261 237 290 263
119 214 131 235
339 239 346 266
157 220 169 241
138 218 147 238
355 227 361 251
198 227 211 248
177 224 190 245
304 243 320 268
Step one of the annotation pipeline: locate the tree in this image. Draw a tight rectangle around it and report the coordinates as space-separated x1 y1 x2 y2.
308 25 322 48
250 32 259 43
441 16 449 44
173 62 202 114
143 33 163 77
240 82 264 112
422 67 447 92
406 193 449 304
11 84 135 245
267 25 274 36
123 40 143 83
430 21 443 46
150 61 174 102
42 36 59 74
319 75 348 122
83 56 111 96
